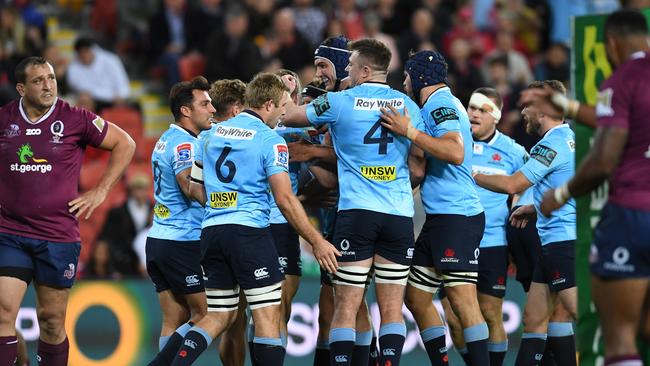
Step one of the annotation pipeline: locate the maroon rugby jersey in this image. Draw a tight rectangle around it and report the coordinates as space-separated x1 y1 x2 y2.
596 51 650 211
0 98 108 242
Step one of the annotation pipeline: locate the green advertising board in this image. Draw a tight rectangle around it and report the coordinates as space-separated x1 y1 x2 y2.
572 9 650 366
17 278 529 365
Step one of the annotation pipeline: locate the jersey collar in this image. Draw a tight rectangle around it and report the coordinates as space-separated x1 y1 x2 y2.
19 97 58 125
543 122 570 138
631 50 647 60
361 81 389 88
424 86 450 105
169 123 198 138
241 109 264 123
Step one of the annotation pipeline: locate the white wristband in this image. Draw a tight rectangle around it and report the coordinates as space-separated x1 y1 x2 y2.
553 183 571 205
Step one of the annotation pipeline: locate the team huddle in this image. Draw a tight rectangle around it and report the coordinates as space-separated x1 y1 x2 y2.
0 7 648 366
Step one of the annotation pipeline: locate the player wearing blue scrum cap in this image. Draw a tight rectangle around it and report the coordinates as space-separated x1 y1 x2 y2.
380 50 489 366
314 35 351 92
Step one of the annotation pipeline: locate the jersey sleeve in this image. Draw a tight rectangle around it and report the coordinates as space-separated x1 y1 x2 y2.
171 137 197 175
596 76 631 129
423 101 461 137
194 132 208 165
518 139 563 185
406 100 426 132
305 92 343 128
262 133 290 178
511 142 529 172
80 108 108 147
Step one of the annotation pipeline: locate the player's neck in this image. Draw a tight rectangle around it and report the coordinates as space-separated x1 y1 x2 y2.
21 99 51 122
246 107 271 125
176 119 200 137
419 83 447 105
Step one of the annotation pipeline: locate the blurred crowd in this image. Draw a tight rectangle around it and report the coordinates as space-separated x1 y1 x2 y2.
1 0 649 278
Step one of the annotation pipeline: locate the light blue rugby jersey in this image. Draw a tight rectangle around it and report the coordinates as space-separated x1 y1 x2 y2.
305 82 424 217
148 124 203 241
268 123 318 224
472 131 528 247
200 111 289 229
519 123 576 245
419 87 483 216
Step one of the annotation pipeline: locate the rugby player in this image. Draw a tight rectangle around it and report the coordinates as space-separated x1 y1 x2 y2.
473 80 576 365
533 9 650 366
146 77 214 365
0 56 135 365
380 51 488 365
283 38 423 366
438 87 527 366
170 73 339 366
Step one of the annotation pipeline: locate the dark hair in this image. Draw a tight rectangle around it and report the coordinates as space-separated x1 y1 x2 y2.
74 36 96 52
209 79 246 118
473 87 503 109
14 56 50 84
487 55 508 68
527 80 567 96
348 38 391 72
604 9 649 37
169 76 211 121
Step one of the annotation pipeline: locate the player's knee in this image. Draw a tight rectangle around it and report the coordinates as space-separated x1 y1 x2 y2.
244 282 282 311
479 300 503 325
37 311 65 339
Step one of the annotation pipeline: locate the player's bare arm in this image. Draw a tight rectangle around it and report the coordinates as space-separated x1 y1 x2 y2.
281 100 311 127
380 105 464 165
519 85 597 129
287 139 336 163
474 171 532 195
540 126 628 216
175 167 193 199
68 121 135 219
268 172 341 273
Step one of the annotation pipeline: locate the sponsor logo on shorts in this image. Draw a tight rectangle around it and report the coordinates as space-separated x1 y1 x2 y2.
278 256 288 268
215 125 256 140
407 248 414 259
339 239 355 256
535 353 543 361
603 246 635 272
469 248 480 265
26 128 41 136
334 355 348 363
185 275 200 286
64 263 76 280
383 348 396 356
441 248 459 263
493 276 506 290
209 191 238 208
11 144 52 174
551 270 566 286
154 203 171 219
254 267 269 280
353 97 404 111
369 350 378 358
184 339 197 349
360 165 396 181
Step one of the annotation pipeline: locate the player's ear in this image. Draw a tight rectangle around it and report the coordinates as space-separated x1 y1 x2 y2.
15 83 25 96
180 104 192 119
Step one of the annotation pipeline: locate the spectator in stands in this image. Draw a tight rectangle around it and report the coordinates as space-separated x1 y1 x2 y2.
265 8 313 75
482 29 534 86
534 42 570 88
0 5 44 59
0 43 18 104
333 0 364 40
67 36 131 112
147 0 189 87
397 8 436 66
205 6 262 83
292 0 327 47
75 92 97 113
42 42 69 93
493 0 544 56
447 38 485 105
83 240 118 279
244 0 275 39
97 173 153 277
442 5 495 65
362 11 400 73
186 0 224 53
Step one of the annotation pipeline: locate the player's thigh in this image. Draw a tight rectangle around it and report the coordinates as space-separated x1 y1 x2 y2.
282 275 300 304
522 281 553 330
477 292 504 325
157 290 190 325
0 233 35 289
270 223 302 277
477 245 508 301
0 276 27 330
147 238 205 297
591 277 649 329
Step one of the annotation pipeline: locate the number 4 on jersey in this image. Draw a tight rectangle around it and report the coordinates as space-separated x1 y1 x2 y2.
364 119 394 155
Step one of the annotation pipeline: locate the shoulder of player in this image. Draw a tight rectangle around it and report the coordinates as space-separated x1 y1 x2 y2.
57 98 98 122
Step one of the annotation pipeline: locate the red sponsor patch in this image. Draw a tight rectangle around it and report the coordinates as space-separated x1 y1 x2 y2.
444 248 455 257
492 153 501 161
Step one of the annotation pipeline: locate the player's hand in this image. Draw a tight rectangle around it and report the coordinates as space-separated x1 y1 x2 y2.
518 85 564 120
287 139 314 162
69 187 108 219
540 189 564 217
380 105 418 139
509 204 536 229
313 239 341 273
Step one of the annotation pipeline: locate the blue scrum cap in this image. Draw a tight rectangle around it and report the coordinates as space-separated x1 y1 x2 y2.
405 50 448 102
314 35 351 81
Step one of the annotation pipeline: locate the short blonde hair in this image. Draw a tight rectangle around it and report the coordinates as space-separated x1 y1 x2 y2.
209 79 246 118
245 73 289 108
